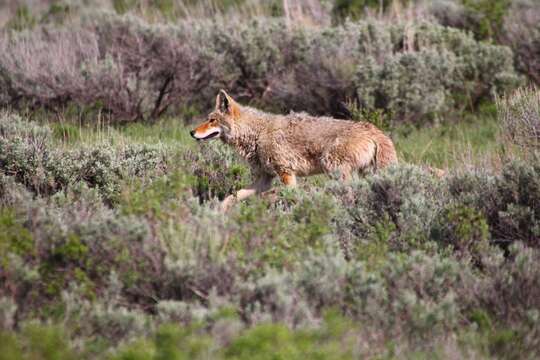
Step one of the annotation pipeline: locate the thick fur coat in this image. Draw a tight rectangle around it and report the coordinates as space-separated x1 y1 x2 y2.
191 90 398 210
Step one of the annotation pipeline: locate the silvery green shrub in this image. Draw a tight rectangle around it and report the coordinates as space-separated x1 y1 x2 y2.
375 251 466 336
502 0 540 84
429 0 512 41
1 116 540 357
0 112 167 201
482 244 540 319
215 19 521 122
449 160 540 249
0 297 17 330
0 14 521 123
61 285 153 343
497 86 540 151
1 183 168 313
328 165 446 254
0 13 220 122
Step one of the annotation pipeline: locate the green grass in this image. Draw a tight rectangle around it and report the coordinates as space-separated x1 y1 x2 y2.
394 114 500 168
53 111 501 172
50 117 195 150
1 106 537 359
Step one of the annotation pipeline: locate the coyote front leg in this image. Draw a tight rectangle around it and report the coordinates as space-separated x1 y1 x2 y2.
279 172 297 187
221 174 274 212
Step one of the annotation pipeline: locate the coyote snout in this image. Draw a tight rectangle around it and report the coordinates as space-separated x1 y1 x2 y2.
190 124 221 141
191 90 398 211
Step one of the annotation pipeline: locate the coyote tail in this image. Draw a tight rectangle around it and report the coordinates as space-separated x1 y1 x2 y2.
371 139 446 178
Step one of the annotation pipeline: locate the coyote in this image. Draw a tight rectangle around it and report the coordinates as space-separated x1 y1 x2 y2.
190 90 398 210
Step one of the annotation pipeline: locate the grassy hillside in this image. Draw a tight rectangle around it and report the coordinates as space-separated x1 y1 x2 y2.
0 1 540 359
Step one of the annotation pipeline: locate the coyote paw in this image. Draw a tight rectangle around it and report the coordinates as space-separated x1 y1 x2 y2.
261 188 279 203
220 195 236 213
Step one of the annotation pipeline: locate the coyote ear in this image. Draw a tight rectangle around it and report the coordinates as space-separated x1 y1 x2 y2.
216 90 240 117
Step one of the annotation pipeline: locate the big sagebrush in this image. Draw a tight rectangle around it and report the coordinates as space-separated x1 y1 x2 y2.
0 13 521 123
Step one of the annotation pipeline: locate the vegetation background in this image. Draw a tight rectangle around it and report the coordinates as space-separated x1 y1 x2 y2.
0 0 539 358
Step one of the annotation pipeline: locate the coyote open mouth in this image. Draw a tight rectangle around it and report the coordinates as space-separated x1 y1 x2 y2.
198 131 220 140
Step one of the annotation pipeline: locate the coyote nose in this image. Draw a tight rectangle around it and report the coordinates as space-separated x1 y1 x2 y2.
190 130 195 138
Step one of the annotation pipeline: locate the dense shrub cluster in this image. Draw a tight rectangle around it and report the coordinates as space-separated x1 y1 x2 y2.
498 86 540 151
0 1 537 356
427 0 540 85
0 111 167 201
429 0 512 41
1 109 539 357
0 12 520 123
179 143 251 202
0 14 220 122
331 0 396 21
501 0 540 85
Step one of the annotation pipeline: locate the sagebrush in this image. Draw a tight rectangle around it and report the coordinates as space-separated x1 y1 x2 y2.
0 107 539 358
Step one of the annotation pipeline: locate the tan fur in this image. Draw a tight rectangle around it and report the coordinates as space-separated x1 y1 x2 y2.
425 166 446 178
191 90 398 211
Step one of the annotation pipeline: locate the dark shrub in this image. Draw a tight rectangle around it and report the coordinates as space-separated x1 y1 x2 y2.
430 204 490 262
180 143 250 202
430 0 512 41
449 159 540 249
332 0 396 22
0 14 521 124
0 14 220 122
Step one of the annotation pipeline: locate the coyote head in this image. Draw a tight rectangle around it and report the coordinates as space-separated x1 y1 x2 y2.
190 90 240 141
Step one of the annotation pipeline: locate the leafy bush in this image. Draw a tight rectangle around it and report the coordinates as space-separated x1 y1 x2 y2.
429 0 512 41
460 0 511 40
329 165 446 255
1 115 540 358
0 111 167 201
428 0 538 84
497 86 540 151
257 19 520 121
0 325 77 360
449 160 540 249
0 14 220 122
6 5 37 31
0 1 538 357
430 204 490 262
179 143 250 202
0 14 521 123
501 0 540 85
332 0 395 21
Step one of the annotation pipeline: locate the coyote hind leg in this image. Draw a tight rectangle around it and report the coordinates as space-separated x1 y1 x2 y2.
339 168 352 182
320 158 353 182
